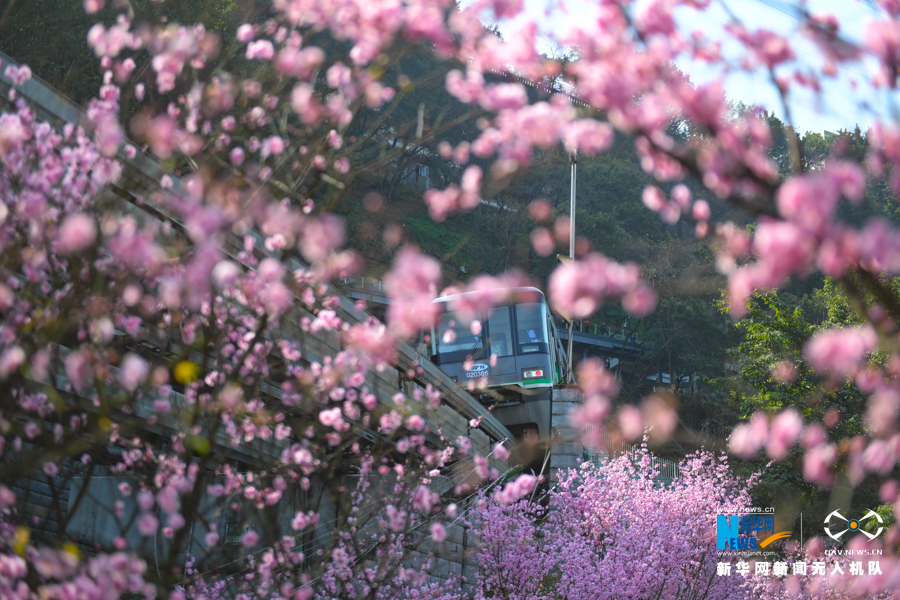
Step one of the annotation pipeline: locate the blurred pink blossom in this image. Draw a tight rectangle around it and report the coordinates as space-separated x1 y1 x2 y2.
766 408 804 460
805 325 877 376
57 213 97 254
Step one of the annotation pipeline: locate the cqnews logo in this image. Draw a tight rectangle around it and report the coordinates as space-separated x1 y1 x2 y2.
717 514 791 551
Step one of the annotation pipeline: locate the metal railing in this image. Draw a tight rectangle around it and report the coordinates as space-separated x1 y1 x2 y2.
553 316 641 343
338 276 385 292
582 425 681 483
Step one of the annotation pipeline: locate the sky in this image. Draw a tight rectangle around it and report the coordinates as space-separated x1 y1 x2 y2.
483 0 899 134
672 0 890 134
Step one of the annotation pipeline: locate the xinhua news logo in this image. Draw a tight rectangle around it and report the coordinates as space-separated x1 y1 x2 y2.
716 514 791 551
824 510 884 542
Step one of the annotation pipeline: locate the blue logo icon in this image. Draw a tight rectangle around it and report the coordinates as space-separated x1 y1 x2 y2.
716 514 790 550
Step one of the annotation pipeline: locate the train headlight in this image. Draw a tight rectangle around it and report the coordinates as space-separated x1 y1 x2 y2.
523 368 544 379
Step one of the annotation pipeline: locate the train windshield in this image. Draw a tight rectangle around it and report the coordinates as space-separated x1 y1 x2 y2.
432 310 483 359
515 302 548 352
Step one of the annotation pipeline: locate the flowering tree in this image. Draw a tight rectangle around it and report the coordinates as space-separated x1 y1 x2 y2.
463 448 753 600
2 0 900 597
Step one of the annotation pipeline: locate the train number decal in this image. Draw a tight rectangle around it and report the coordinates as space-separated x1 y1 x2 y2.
465 364 489 378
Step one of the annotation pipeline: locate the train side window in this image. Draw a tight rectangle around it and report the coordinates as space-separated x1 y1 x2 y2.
487 306 514 357
515 302 547 348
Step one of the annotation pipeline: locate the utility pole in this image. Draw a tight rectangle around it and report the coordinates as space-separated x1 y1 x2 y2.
567 150 577 383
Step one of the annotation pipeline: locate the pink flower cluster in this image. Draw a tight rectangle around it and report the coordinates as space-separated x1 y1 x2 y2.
548 252 657 320
383 248 442 338
460 448 754 600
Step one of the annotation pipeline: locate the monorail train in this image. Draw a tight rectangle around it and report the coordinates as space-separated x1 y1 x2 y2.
426 287 570 442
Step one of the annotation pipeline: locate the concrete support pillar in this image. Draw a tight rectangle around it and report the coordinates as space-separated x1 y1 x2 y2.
549 386 584 484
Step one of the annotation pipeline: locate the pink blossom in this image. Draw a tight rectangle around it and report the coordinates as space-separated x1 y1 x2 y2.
635 0 676 35
622 284 657 317
0 485 16 510
384 249 441 338
493 473 537 505
493 442 510 461
641 394 677 443
57 213 97 254
803 443 837 486
344 319 397 369
137 489 154 511
868 20 900 86
299 214 345 262
729 25 795 68
430 522 447 542
805 326 877 376
261 135 285 157
480 83 528 111
728 412 769 459
137 512 159 535
772 360 798 383
618 405 643 441
167 512 185 530
406 414 424 431
863 438 897 474
157 487 180 514
246 40 275 60
0 113 27 158
446 69 485 104
412 485 436 512
119 353 149 391
292 511 310 530
549 253 648 320
318 407 344 430
692 199 711 221
530 227 554 256
424 186 461 222
0 346 25 379
276 46 325 78
563 119 614 154
65 349 92 390
84 0 105 13
241 529 259 547
291 83 322 124
776 175 838 235
642 185 666 212
766 408 804 460
528 199 553 222
236 24 255 43
385 505 407 531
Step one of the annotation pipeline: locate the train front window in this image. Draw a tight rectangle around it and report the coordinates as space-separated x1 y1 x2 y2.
487 306 514 357
515 302 548 352
433 312 483 359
